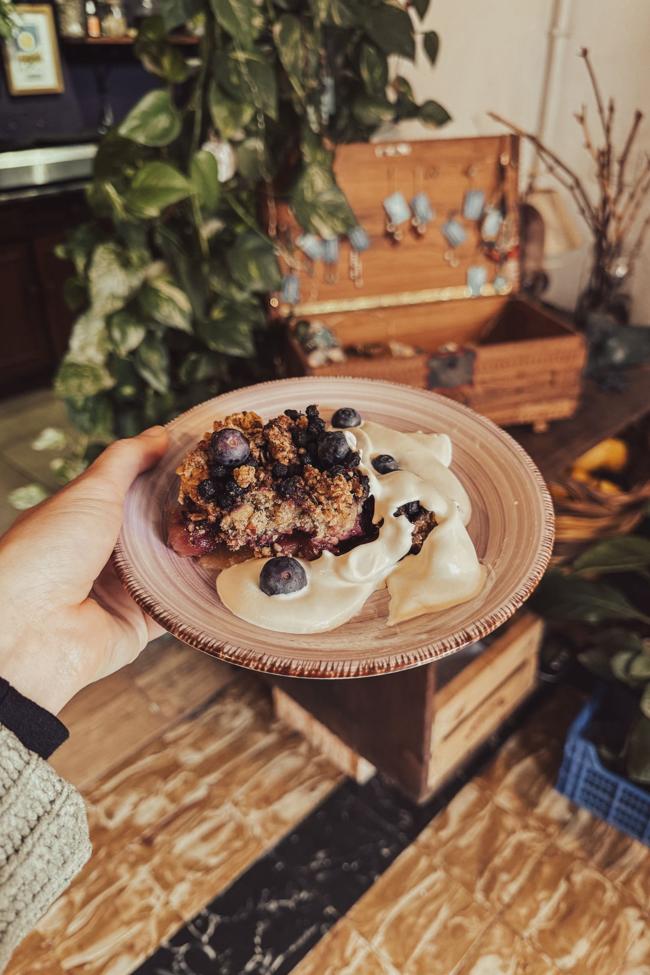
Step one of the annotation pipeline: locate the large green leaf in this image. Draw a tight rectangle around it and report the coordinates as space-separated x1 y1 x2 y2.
191 149 221 213
125 161 192 218
159 0 201 29
291 162 356 237
178 350 225 384
359 43 388 95
208 80 255 139
59 222 103 275
108 310 147 356
531 570 650 626
88 243 148 317
410 0 430 18
365 5 415 60
118 90 182 147
419 99 451 127
65 394 115 443
273 14 305 98
641 684 650 720
67 310 110 365
93 131 146 181
55 359 115 399
210 0 263 48
352 94 394 127
218 53 278 120
573 537 650 577
237 137 266 182
310 0 360 27
135 333 170 393
138 279 193 332
423 30 439 65
626 714 650 786
226 232 281 293
199 313 256 356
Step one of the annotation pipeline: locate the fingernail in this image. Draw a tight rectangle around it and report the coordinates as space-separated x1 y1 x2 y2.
140 425 166 438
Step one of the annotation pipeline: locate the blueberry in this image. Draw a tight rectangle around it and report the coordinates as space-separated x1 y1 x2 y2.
259 556 308 596
292 428 309 448
396 500 425 522
317 431 350 467
278 475 304 500
305 404 319 419
331 407 362 428
284 409 301 420
272 462 288 479
209 428 250 467
197 478 218 501
346 450 361 468
372 454 399 474
209 463 228 479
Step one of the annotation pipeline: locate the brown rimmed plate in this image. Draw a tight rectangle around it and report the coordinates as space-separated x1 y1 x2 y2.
114 377 554 678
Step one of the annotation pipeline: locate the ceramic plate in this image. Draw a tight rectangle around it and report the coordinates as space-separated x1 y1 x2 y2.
114 377 554 678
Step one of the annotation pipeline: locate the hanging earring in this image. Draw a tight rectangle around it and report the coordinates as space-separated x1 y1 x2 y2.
466 265 487 296
297 233 325 274
411 165 435 236
384 166 410 242
322 236 340 284
441 215 467 249
462 164 485 222
348 225 370 288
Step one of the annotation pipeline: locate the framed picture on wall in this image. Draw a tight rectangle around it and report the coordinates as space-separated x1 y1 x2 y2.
2 4 64 95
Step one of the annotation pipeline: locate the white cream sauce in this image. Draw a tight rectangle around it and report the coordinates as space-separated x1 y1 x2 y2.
216 418 485 633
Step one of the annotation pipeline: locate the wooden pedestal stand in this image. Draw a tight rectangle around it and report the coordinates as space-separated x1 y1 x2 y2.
271 368 650 802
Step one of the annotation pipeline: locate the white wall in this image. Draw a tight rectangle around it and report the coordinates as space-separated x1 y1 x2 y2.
387 0 650 322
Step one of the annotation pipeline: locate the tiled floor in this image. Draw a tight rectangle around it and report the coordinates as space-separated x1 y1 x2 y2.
2 390 649 975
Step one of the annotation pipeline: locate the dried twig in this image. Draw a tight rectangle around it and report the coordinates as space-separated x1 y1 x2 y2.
616 109 644 203
580 47 609 141
575 105 597 164
488 110 597 228
628 212 650 271
616 154 650 239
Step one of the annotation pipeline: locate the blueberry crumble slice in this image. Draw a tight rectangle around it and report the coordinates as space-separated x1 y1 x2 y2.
169 406 370 561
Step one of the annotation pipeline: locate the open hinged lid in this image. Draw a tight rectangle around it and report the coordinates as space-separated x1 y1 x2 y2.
268 134 520 351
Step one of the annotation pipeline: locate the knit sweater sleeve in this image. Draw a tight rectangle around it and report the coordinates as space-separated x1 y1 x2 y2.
0 724 92 971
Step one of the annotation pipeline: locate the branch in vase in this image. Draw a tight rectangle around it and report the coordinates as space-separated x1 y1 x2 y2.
615 155 650 242
615 109 644 205
579 47 609 142
488 110 598 229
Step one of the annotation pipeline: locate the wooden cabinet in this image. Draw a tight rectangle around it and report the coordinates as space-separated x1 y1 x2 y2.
0 189 87 396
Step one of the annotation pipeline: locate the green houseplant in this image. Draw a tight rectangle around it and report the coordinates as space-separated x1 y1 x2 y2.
532 532 650 787
54 0 449 459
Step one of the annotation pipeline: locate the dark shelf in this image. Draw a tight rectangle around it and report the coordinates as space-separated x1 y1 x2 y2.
61 34 199 45
511 364 650 482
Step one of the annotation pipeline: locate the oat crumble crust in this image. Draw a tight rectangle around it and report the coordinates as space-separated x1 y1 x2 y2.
170 406 437 560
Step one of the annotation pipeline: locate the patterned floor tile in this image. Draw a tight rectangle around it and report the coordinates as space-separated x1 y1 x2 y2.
349 841 493 974
290 919 398 975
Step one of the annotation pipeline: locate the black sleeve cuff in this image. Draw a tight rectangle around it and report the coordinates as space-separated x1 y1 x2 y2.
0 678 69 759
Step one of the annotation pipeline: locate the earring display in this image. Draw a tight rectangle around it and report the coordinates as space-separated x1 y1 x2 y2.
411 191 435 235
463 188 485 222
297 233 325 262
348 225 371 287
384 191 411 241
322 236 340 283
441 217 467 248
466 265 487 296
281 273 301 305
481 207 503 242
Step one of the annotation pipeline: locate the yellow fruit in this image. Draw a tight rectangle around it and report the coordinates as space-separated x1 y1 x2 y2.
574 438 628 473
596 479 620 495
549 482 569 501
570 466 596 485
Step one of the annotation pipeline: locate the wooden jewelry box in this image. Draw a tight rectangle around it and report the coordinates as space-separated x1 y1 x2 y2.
270 135 586 431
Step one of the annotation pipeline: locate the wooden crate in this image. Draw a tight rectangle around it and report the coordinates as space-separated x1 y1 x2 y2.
269 135 586 429
271 611 543 802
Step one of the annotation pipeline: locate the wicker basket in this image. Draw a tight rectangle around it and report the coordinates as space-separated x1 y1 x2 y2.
551 417 650 565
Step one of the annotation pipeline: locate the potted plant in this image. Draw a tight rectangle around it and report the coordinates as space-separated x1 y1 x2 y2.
53 0 449 456
531 531 650 843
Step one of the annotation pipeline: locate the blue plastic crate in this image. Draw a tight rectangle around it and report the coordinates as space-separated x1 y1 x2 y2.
556 691 650 846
